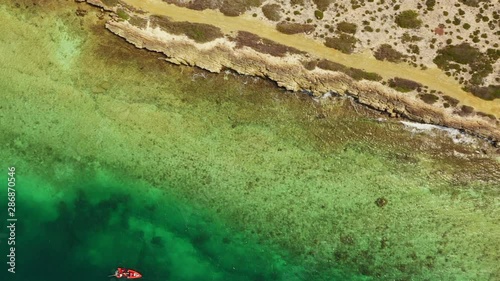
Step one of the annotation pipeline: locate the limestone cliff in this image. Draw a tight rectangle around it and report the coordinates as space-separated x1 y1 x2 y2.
85 0 500 144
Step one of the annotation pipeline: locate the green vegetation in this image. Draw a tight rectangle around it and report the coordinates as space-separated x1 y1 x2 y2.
418 93 439 104
434 43 493 86
463 23 471 29
443 95 460 107
337 22 357 34
395 10 422 29
116 8 130 21
476 112 497 120
374 44 405 62
276 22 315 34
128 16 148 29
457 105 475 116
434 43 481 65
313 0 334 11
388 77 422 92
101 0 119 6
301 60 318 70
486 48 500 61
317 59 382 81
324 34 357 54
314 10 324 20
425 0 436 10
465 85 500 100
401 33 422 43
262 4 281 21
219 0 263 17
409 44 420 54
232 31 304 57
458 0 487 7
186 0 215 10
150 16 223 43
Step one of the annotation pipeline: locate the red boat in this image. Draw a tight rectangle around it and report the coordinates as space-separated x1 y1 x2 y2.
110 268 142 279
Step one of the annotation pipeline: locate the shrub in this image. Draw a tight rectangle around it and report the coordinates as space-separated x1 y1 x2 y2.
374 44 405 62
313 0 334 11
409 44 420 54
434 43 481 65
187 0 219 10
232 31 304 57
314 10 324 20
463 23 471 29
302 60 318 70
388 77 422 92
116 9 130 20
262 4 281 21
465 85 500 100
425 0 436 10
476 112 497 120
402 33 422 43
317 59 382 81
364 26 373 32
128 16 148 29
418 93 439 104
324 34 357 54
458 0 487 7
150 16 223 43
443 95 459 106
457 105 474 116
434 43 493 85
276 22 315 34
101 0 119 6
486 48 500 61
354 71 383 81
219 0 263 17
395 10 423 29
337 22 358 34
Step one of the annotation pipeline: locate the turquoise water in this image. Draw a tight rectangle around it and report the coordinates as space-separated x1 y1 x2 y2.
0 166 307 281
0 1 499 280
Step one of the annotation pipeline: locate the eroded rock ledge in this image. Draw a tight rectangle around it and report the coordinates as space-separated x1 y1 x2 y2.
85 0 500 145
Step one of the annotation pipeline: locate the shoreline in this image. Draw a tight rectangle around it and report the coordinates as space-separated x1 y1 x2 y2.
84 0 500 145
3 1 500 279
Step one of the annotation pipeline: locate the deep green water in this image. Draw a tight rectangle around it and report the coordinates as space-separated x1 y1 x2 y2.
0 1 499 281
0 165 306 281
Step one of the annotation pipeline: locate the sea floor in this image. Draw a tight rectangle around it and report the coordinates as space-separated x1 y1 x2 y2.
0 1 499 281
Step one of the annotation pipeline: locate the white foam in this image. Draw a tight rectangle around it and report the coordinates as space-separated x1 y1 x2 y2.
400 121 477 145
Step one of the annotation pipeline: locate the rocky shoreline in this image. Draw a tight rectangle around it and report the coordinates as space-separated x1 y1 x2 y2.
84 0 500 145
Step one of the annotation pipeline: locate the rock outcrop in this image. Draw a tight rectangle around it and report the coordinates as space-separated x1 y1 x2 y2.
86 0 500 144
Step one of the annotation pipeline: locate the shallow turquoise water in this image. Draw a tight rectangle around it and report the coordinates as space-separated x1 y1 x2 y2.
0 1 499 281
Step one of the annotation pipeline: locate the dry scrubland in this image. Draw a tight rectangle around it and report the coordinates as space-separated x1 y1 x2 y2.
159 0 499 102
